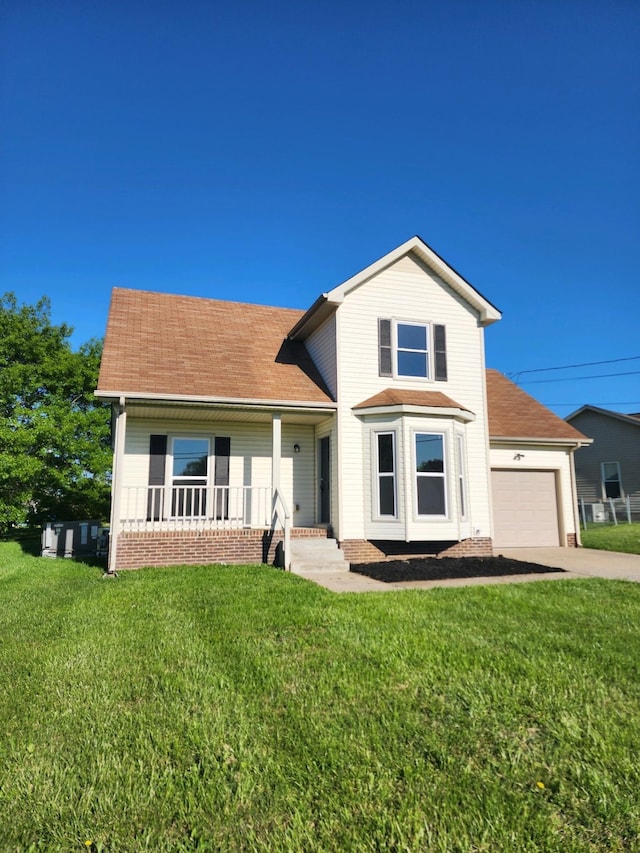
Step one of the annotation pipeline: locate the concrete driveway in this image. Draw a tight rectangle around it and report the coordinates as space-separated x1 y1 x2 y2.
498 547 640 582
294 547 640 593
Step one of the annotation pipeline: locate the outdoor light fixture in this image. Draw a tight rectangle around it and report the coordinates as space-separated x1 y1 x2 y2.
293 444 301 453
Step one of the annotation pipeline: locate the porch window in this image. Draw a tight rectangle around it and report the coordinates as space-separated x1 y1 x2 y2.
415 433 447 516
172 437 209 517
602 461 622 499
376 432 397 518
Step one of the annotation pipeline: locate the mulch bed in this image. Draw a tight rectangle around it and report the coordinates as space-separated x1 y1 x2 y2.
350 555 565 583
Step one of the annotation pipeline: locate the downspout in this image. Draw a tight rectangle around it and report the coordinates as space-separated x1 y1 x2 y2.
334 309 344 543
107 396 126 574
478 325 493 546
569 446 582 547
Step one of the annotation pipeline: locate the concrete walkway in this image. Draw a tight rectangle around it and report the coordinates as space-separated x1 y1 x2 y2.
293 547 640 593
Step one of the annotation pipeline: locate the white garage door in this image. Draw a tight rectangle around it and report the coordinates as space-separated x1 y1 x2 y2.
491 469 560 548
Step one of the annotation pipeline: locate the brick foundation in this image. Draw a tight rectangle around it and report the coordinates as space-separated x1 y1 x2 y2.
566 533 578 548
114 527 328 571
340 537 494 563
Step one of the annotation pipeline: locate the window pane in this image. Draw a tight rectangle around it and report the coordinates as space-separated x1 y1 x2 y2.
379 477 395 516
604 481 621 499
417 477 445 515
398 350 428 377
397 324 427 350
416 434 444 473
173 439 208 478
378 434 394 473
603 462 619 481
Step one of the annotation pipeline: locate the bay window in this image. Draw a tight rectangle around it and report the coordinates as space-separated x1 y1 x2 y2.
415 433 447 517
376 432 397 518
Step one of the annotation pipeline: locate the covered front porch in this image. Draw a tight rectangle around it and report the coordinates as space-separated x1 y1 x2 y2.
107 397 336 572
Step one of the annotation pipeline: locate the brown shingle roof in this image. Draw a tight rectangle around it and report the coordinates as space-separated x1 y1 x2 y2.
97 288 334 405
486 369 587 441
354 389 470 412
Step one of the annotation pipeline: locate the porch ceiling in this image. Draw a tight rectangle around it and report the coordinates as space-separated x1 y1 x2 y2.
125 401 335 426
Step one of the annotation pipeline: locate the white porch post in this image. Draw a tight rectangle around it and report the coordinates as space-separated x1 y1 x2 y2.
108 397 127 574
271 413 282 494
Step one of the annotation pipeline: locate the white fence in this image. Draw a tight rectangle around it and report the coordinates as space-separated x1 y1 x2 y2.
119 485 273 532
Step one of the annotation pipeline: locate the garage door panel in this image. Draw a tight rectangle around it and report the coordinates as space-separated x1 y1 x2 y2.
491 469 559 548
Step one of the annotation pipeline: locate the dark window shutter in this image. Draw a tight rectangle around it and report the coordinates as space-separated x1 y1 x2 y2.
147 435 167 521
214 437 231 519
434 324 447 381
378 319 392 377
148 435 167 485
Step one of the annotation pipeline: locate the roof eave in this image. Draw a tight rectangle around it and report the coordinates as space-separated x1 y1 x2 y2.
94 389 337 411
490 435 593 447
566 405 640 428
354 403 475 423
287 294 343 341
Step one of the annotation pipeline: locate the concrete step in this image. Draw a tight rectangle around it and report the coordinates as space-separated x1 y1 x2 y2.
289 537 349 574
290 539 340 555
290 560 349 574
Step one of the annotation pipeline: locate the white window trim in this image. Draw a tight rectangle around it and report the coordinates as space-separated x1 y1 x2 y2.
456 433 467 520
413 431 448 519
393 319 433 381
373 430 398 520
601 461 623 499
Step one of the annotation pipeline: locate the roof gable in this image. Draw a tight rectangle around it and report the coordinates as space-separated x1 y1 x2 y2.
97 288 334 406
566 405 640 429
289 235 502 340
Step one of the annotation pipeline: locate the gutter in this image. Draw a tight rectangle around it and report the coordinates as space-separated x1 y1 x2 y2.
490 436 593 448
95 390 337 411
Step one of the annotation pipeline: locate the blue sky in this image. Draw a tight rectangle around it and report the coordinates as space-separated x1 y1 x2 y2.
2 0 639 416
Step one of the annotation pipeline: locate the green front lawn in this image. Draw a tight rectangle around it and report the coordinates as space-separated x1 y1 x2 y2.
581 521 640 554
1 542 639 851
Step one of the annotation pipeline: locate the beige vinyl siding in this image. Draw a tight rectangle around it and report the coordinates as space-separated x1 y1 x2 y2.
281 423 315 525
337 253 492 541
305 316 337 400
489 445 577 541
569 411 640 515
121 418 316 527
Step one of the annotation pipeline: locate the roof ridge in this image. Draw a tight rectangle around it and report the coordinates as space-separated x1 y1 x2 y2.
111 286 305 315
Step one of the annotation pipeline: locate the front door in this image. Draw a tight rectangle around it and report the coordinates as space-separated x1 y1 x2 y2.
318 436 331 524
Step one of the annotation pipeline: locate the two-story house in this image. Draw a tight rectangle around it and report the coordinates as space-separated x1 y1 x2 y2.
96 236 588 573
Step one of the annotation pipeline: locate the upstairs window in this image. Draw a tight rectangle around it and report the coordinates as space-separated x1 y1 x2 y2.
379 319 447 381
602 462 622 499
397 323 429 377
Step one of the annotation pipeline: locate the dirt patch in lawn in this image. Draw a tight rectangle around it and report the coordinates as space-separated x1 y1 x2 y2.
350 555 565 583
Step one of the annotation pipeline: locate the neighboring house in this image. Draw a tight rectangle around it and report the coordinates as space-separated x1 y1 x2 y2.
565 406 640 519
96 236 589 572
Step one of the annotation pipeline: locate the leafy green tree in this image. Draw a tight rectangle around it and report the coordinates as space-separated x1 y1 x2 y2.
0 293 111 530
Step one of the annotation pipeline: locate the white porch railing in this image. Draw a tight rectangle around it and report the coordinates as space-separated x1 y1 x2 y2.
120 485 273 532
